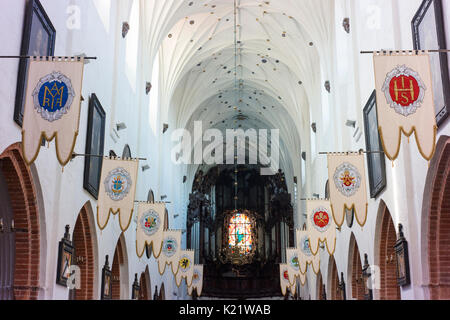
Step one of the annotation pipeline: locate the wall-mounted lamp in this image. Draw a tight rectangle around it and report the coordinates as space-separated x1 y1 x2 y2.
183 176 187 183
324 81 331 93
313 193 320 199
174 214 179 219
116 122 127 131
145 82 152 95
394 223 411 286
160 195 167 200
122 22 130 38
142 164 150 172
163 124 169 134
0 218 4 233
343 18 350 33
345 120 356 128
101 255 112 300
311 122 317 133
56 225 75 287
132 273 140 300
339 272 346 300
301 152 306 161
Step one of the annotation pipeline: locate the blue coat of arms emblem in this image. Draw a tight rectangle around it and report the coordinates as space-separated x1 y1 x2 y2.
32 71 75 122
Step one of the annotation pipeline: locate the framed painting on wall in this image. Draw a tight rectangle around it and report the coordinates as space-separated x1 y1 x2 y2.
363 90 387 198
412 0 449 127
14 0 56 126
83 94 106 199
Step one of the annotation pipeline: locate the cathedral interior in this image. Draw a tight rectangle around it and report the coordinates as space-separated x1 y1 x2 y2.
0 0 449 302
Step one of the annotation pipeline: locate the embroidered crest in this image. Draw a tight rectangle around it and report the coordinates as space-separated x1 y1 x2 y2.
333 162 361 197
311 206 331 232
104 167 132 201
192 270 201 284
381 65 426 116
289 253 300 271
162 237 177 257
32 71 75 122
139 210 160 236
283 270 289 281
300 235 312 256
179 255 192 273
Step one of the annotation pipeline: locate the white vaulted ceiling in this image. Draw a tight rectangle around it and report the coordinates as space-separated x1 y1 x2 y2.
141 0 335 186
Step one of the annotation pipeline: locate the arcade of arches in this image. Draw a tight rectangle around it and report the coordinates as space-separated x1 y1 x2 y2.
0 0 449 301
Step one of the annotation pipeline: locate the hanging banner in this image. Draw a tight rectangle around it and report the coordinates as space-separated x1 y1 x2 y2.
306 199 336 256
296 229 320 275
327 153 368 227
158 230 182 275
187 264 204 297
175 250 195 287
136 202 166 258
97 157 139 232
22 57 85 166
279 263 290 296
373 51 437 161
286 248 300 286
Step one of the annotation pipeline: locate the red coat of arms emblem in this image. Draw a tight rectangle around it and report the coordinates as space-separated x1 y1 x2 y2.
311 207 331 232
382 65 426 116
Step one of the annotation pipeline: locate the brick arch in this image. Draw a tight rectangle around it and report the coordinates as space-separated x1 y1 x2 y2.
111 234 128 300
348 233 364 300
316 272 325 300
159 282 166 300
70 203 96 300
421 135 450 299
0 143 40 300
139 266 151 300
375 201 400 300
328 255 341 300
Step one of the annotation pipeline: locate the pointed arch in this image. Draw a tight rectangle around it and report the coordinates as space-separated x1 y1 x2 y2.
348 233 364 300
0 143 41 300
421 135 450 299
70 201 98 300
111 233 129 300
327 255 341 300
316 271 325 300
374 200 400 300
139 266 151 300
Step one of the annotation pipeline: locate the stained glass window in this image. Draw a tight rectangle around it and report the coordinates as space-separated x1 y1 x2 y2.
228 213 252 254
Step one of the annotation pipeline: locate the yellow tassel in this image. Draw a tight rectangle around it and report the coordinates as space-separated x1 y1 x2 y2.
407 136 410 144
61 166 64 173
392 161 394 168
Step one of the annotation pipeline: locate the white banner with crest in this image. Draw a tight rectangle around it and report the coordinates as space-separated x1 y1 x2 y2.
136 202 166 258
327 153 368 227
296 229 320 275
97 157 139 232
158 230 182 276
306 199 336 256
373 51 437 161
175 250 195 287
279 263 290 296
22 57 84 166
187 264 204 297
